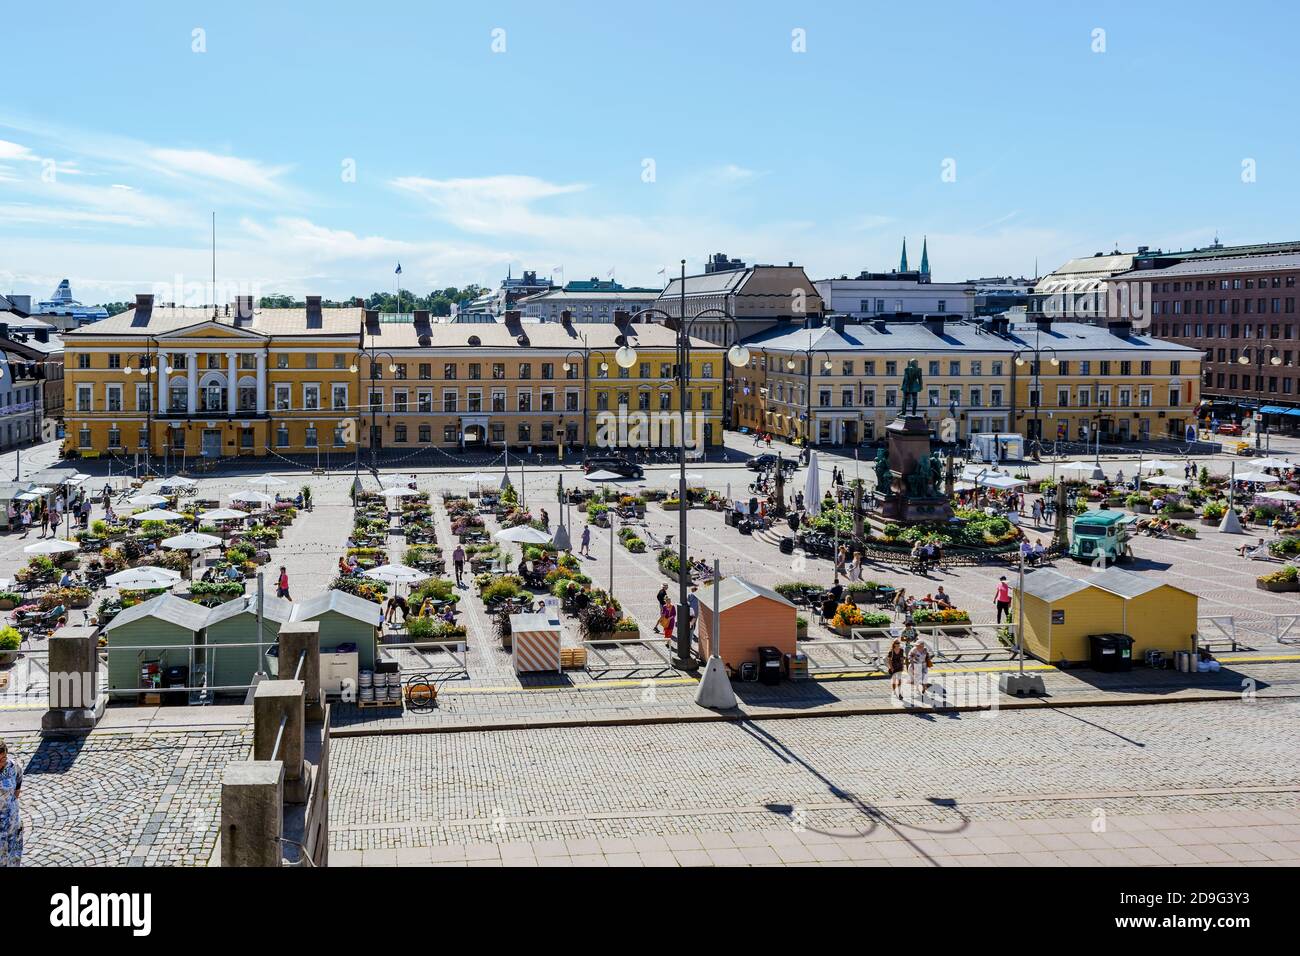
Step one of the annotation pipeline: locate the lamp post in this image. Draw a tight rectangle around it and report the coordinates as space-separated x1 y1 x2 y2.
1237 346 1283 451
563 340 610 462
123 335 162 478
631 272 749 670
1012 337 1059 459
791 341 835 450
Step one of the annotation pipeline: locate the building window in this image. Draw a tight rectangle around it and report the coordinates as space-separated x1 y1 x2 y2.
275 385 291 411
305 425 318 448
518 423 531 443
444 363 457 380
303 385 320 410
277 425 289 447
443 390 458 413
332 384 348 410
393 424 407 443
418 390 433 413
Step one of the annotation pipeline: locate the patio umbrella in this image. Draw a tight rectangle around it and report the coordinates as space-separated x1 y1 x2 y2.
1250 457 1293 471
129 508 184 522
128 493 170 508
62 472 91 486
28 486 54 495
1138 460 1185 473
1143 475 1188 488
199 508 249 521
248 475 287 488
971 472 1025 490
493 525 555 545
24 538 79 556
230 491 274 506
805 451 822 515
457 472 499 484
381 486 421 499
363 563 428 585
1235 472 1279 484
585 469 624 481
162 532 222 551
1259 489 1300 503
106 566 182 589
158 475 197 490
1058 461 1101 474
684 472 706 483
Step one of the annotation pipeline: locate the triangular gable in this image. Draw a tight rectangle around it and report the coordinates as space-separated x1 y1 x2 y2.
154 320 268 341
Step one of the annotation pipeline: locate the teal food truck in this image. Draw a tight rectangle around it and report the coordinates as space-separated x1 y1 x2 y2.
1069 510 1137 563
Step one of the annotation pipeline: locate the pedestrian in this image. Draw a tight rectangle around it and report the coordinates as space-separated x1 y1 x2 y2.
653 584 668 633
994 575 1013 624
452 544 466 585
834 545 847 576
850 551 863 581
1031 498 1043 526
19 509 29 539
886 638 907 700
540 508 549 530
661 601 676 649
0 739 22 868
39 508 49 538
276 566 291 600
385 594 408 625
908 636 933 696
687 585 700 635
580 523 592 557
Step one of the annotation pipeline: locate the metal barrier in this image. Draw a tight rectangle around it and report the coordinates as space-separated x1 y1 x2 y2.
801 622 1017 676
378 639 468 679
800 637 887 675
1197 613 1300 651
583 637 678 679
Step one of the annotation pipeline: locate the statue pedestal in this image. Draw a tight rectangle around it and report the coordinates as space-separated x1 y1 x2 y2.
880 415 954 523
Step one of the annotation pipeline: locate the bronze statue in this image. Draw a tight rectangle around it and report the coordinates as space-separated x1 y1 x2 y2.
906 462 930 498
874 449 893 497
928 452 944 494
901 359 923 416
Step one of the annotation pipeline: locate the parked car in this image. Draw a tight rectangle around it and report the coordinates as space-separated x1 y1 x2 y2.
1218 423 1243 436
746 453 798 474
582 457 644 479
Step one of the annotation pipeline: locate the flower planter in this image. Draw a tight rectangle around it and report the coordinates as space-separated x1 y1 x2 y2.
1132 504 1152 514
0 651 18 666
1168 510 1196 520
1200 516 1223 526
69 595 91 609
0 599 15 611
1257 579 1300 592
796 624 808 640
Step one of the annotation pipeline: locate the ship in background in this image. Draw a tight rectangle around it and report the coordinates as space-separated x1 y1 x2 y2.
2 279 110 330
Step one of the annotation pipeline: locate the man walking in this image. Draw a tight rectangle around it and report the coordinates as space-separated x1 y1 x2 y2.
277 566 291 600
580 523 592 557
452 544 466 586
653 583 668 633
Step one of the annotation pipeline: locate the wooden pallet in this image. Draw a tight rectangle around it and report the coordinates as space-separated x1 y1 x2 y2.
560 647 588 669
356 697 403 709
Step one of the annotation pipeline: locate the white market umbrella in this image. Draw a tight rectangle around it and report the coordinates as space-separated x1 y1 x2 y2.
128 493 170 508
24 538 79 556
1138 460 1186 473
363 563 428 588
1250 457 1293 471
62 472 91 486
129 508 184 522
1143 475 1188 488
972 472 1025 490
804 450 822 514
159 475 197 490
28 486 54 495
457 472 499 484
107 566 182 589
162 532 222 551
230 491 274 506
248 475 287 488
1258 490 1300 503
684 472 706 483
494 525 555 545
585 469 623 481
381 486 421 499
1235 472 1280 484
200 508 248 521
1058 461 1100 474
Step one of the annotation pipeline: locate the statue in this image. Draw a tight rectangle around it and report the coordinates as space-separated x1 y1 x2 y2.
901 359 923 416
928 452 944 495
874 449 893 497
906 463 930 498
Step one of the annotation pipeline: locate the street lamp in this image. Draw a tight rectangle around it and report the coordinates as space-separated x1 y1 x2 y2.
1237 346 1283 450
797 343 835 449
123 337 163 477
630 276 748 672
1012 342 1059 458
563 338 611 462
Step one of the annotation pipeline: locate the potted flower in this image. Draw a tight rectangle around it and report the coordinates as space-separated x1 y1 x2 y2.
1201 501 1226 526
1257 564 1300 592
0 625 20 666
796 615 808 640
0 591 20 612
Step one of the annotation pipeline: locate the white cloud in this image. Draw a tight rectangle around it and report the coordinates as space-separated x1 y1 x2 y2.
392 174 589 238
0 139 38 163
147 148 291 193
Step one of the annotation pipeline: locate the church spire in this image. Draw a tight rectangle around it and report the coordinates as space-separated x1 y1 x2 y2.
899 237 909 273
920 236 930 276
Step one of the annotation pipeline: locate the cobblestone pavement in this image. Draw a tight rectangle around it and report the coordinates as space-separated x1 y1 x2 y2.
327 698 1300 864
5 728 250 866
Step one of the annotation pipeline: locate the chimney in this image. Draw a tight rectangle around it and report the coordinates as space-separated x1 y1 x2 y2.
831 314 846 334
503 310 523 335
234 295 254 322
560 309 573 328
1108 319 1134 337
872 319 887 334
1034 315 1053 332
985 316 1010 336
923 315 945 336
305 295 323 329
613 310 630 329
135 293 155 310
364 310 380 336
35 328 49 344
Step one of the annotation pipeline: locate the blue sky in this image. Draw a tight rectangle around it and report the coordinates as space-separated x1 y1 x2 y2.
2 0 1298 304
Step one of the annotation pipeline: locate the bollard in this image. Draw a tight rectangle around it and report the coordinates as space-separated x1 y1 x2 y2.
42 624 103 732
277 621 323 722
220 761 284 867
253 679 306 804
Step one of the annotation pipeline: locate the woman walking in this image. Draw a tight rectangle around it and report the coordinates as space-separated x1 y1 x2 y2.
994 576 1013 624
277 566 291 600
886 638 907 700
653 584 668 634
661 601 676 650
908 636 933 696
850 551 863 582
0 740 23 868
580 524 592 558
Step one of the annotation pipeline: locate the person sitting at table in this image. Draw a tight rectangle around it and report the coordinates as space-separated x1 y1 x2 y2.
58 569 75 588
440 604 457 625
338 556 351 576
224 563 242 582
1020 538 1034 564
1031 539 1047 564
345 535 358 549
933 586 953 610
200 567 216 583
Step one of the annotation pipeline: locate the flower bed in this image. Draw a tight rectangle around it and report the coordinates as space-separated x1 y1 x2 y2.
1258 565 1300 592
911 608 972 627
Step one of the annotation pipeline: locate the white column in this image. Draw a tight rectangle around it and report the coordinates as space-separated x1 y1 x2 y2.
256 351 267 414
156 354 166 412
187 351 198 414
227 351 238 413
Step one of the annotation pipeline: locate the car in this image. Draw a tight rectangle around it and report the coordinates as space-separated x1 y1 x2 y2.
582 457 644 479
746 453 798 474
1217 423 1243 436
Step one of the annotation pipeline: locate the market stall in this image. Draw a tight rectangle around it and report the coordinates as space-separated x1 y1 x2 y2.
696 576 797 674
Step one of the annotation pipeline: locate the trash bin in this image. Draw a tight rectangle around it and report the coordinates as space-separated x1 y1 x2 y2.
1087 633 1134 672
787 513 800 532
163 665 190 706
757 646 783 685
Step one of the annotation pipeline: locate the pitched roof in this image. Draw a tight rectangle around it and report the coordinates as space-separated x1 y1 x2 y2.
65 304 362 338
206 593 296 626
360 320 715 351
1111 252 1300 281
696 576 796 613
1089 566 1187 599
105 593 212 632
292 589 382 625
1017 568 1093 602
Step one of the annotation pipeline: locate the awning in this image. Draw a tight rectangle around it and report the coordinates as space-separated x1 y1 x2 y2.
1258 406 1290 415
1284 409 1300 418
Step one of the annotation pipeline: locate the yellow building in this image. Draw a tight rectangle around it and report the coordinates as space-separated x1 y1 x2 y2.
1017 566 1198 664
732 315 1201 447
61 297 723 461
